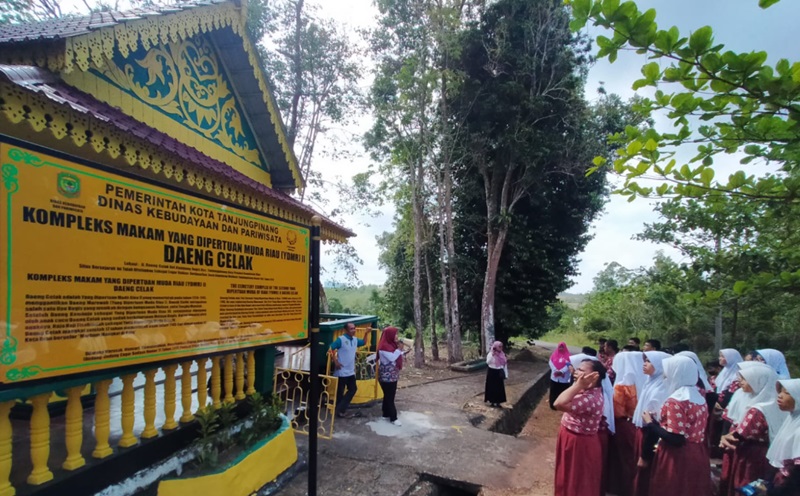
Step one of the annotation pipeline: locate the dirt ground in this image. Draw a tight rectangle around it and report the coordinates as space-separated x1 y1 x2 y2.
398 340 561 495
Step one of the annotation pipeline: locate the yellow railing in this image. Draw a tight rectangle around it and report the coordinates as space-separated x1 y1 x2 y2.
0 350 259 495
273 368 337 439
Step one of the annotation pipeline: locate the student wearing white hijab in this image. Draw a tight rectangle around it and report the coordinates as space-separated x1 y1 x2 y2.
716 349 744 393
719 363 786 496
608 351 646 496
676 350 712 391
642 356 711 496
632 351 672 496
763 379 800 495
755 349 791 380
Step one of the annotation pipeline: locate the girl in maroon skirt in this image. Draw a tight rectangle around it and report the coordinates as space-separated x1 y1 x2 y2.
553 358 606 496
719 363 784 496
609 351 645 496
632 351 671 496
642 355 711 496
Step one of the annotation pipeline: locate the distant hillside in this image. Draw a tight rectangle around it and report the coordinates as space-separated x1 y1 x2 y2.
558 292 587 308
323 285 383 315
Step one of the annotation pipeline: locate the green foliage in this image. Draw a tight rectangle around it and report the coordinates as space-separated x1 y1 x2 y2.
568 0 800 205
192 394 285 471
193 408 221 470
238 393 284 449
564 0 800 334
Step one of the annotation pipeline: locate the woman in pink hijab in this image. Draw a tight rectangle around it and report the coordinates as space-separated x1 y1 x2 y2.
485 341 508 407
549 342 572 409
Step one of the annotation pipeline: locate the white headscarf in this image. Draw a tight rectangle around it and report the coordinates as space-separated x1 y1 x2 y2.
613 351 646 394
715 348 743 393
633 351 672 428
756 349 790 380
724 362 763 426
663 355 706 405
569 353 615 434
676 351 711 391
767 379 800 468
736 362 787 441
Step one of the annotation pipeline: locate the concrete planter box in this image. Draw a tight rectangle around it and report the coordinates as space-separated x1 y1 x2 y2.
157 415 297 496
449 359 487 373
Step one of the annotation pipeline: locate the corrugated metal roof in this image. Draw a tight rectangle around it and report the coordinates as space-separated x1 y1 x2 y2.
0 1 227 43
0 64 353 238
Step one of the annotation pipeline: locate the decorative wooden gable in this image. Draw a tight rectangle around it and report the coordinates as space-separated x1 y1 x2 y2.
0 0 303 191
63 33 270 186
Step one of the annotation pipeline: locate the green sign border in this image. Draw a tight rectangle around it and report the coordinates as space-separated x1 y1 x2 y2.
2 146 310 383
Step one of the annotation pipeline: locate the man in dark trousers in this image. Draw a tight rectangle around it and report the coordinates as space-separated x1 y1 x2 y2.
330 322 365 418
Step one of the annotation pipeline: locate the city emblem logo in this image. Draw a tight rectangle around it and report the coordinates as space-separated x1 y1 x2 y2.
57 172 80 198
286 230 297 246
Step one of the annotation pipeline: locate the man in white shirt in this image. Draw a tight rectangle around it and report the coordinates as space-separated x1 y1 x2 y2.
330 322 365 418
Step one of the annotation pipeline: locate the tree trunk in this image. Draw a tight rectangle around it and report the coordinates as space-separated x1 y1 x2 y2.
437 182 452 359
731 297 739 346
424 250 439 360
481 229 507 354
443 160 463 363
411 158 426 368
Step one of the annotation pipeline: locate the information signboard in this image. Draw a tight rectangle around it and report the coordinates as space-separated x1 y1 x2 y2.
0 143 309 384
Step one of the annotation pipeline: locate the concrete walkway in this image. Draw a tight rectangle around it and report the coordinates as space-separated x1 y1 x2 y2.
272 349 556 496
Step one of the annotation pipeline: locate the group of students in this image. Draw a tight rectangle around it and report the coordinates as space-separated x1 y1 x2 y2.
549 339 800 496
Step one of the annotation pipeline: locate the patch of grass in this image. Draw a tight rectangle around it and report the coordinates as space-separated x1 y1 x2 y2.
537 329 595 349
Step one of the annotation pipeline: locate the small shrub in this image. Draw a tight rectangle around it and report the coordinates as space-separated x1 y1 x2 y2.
193 408 220 470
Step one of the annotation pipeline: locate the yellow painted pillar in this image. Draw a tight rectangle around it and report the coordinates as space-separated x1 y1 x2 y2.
0 401 15 496
92 379 113 459
27 392 53 485
223 354 234 404
211 357 221 409
196 358 208 413
246 351 256 395
234 353 246 401
162 364 178 430
62 386 86 470
118 374 138 448
180 362 194 423
141 369 158 439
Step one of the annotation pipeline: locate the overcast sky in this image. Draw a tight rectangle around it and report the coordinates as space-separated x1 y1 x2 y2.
312 0 799 293
58 0 800 293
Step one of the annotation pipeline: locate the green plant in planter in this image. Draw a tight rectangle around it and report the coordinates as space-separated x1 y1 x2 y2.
238 393 284 449
193 407 221 470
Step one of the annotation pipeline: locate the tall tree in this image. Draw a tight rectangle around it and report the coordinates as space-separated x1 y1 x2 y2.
367 0 445 367
450 0 595 351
